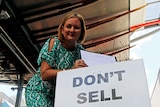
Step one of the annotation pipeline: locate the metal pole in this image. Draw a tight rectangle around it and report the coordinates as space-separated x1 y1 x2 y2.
15 73 24 107
0 26 36 74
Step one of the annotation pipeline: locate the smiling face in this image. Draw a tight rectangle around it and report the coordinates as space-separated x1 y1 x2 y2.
61 17 81 43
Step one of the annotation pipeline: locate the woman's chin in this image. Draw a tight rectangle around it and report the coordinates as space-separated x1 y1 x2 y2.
67 36 77 41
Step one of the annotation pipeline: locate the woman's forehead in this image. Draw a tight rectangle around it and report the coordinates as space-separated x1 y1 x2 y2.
65 18 81 25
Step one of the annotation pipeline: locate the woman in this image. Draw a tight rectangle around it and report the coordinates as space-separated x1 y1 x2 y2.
25 12 88 107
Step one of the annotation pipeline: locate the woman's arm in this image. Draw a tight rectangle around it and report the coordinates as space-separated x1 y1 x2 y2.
40 38 61 80
40 60 60 80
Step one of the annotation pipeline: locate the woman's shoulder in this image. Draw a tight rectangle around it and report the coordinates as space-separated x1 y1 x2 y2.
48 36 59 51
76 43 84 50
50 36 58 43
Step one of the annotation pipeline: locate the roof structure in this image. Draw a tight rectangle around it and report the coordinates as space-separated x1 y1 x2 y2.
1 0 160 88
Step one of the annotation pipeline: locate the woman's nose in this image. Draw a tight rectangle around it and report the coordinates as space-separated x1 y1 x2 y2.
70 26 75 32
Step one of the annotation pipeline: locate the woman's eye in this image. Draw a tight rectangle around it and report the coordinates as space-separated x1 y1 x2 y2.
66 25 71 28
66 25 80 29
74 26 80 29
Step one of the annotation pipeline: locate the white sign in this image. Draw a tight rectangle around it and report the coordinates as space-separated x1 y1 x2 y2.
81 50 116 66
54 59 151 107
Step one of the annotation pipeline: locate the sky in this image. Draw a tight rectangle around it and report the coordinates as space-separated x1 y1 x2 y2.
129 0 160 96
130 26 160 96
0 0 160 105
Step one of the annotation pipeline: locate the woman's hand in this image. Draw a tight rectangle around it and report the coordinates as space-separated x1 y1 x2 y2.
72 59 88 69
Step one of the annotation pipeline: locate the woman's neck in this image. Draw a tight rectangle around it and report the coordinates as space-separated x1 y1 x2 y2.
61 40 76 51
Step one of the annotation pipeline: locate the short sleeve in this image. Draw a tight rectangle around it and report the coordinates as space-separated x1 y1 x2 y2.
37 38 56 68
78 44 85 50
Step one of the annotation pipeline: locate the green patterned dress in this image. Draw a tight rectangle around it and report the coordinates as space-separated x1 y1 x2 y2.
25 37 84 107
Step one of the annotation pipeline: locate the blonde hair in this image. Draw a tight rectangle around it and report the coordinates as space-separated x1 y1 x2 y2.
58 12 86 44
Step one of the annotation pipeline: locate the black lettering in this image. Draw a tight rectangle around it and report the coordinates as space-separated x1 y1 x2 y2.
97 73 109 84
84 75 95 85
77 93 87 104
73 77 82 87
114 70 125 81
100 90 110 101
89 91 99 102
112 89 122 100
